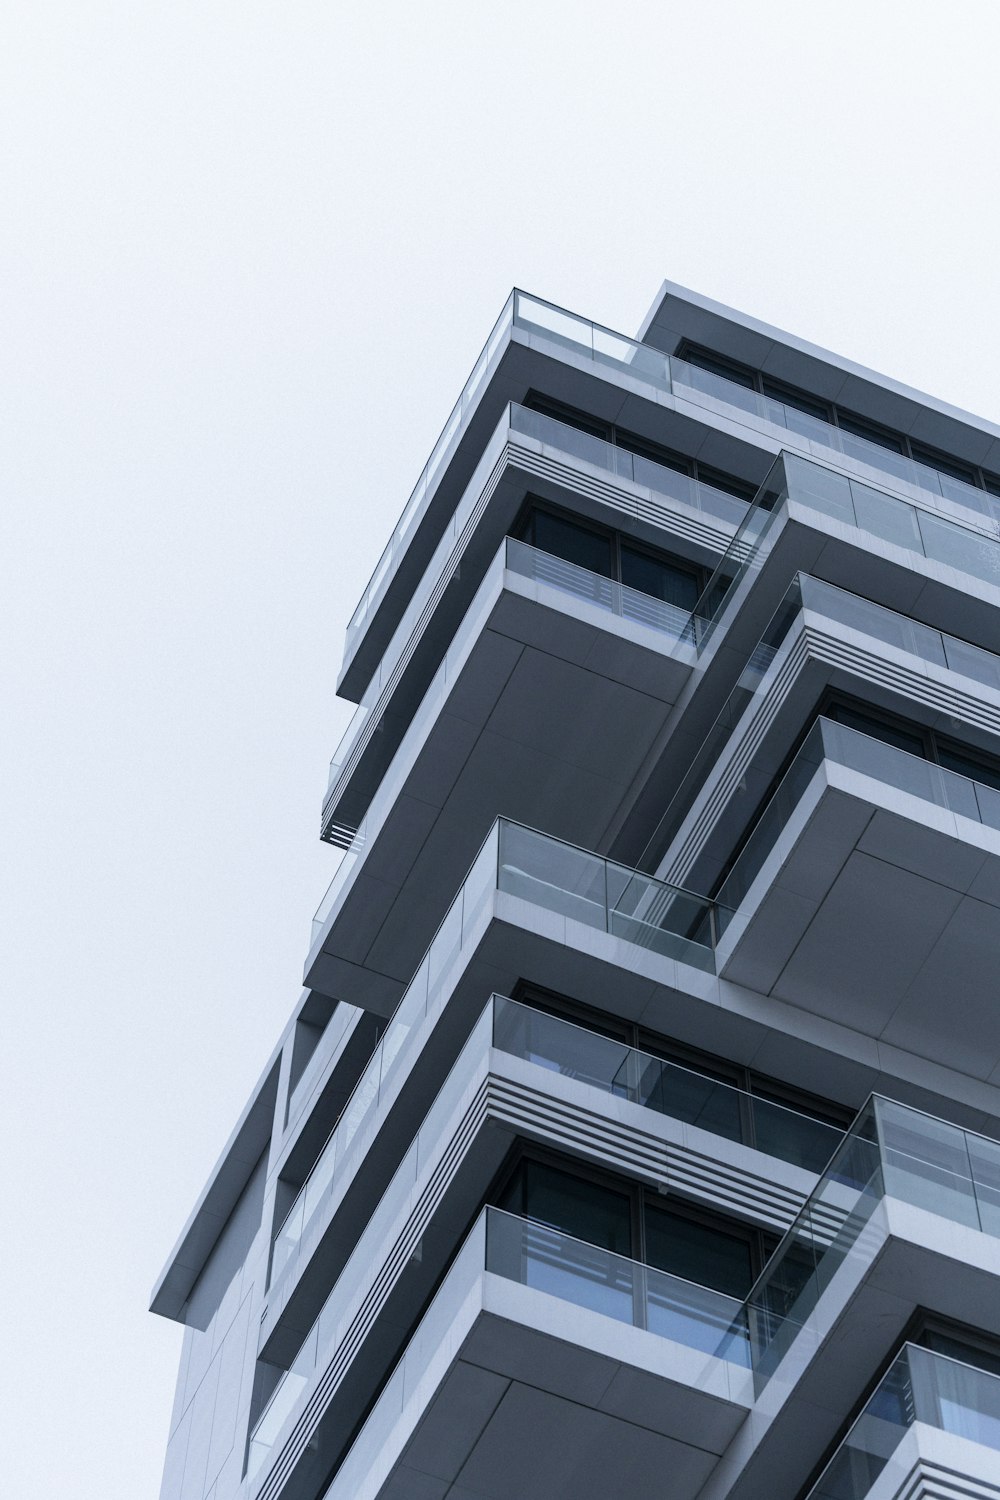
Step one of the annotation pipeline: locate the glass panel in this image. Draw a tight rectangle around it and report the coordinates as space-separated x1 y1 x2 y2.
635 1054 743 1144
850 482 923 551
919 508 1000 586
878 1099 978 1229
750 1097 841 1175
825 704 927 758
492 997 630 1093
525 509 615 579
620 545 701 612
610 869 716 965
497 822 608 930
517 1159 632 1258
943 635 1000 693
748 1106 883 1384
645 1263 749 1361
787 458 856 526
645 1203 753 1298
806 1350 913 1500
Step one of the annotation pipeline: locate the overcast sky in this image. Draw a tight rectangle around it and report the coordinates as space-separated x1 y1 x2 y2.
3 2 1000 1496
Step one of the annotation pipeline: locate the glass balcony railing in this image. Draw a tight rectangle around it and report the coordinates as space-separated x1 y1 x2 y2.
313 806 726 980
343 295 515 666
345 289 1000 680
746 1095 1000 1390
494 995 841 1174
484 1207 749 1361
716 716 1000 923
793 573 1000 692
694 450 1000 662
504 536 698 641
807 1344 1000 1499
326 399 744 823
509 401 748 529
319 1207 751 1500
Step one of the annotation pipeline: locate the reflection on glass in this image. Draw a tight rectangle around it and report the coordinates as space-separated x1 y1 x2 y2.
750 1097 1000 1393
484 1207 749 1365
492 996 841 1173
807 1344 1000 1499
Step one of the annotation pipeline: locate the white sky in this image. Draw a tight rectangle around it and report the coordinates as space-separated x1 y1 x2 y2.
3 2 1000 1495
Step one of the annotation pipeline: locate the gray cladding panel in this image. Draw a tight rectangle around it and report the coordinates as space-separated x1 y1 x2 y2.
452 1382 719 1500
772 849 963 1029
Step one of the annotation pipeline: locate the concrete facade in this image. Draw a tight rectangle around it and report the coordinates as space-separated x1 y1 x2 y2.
151 283 1000 1500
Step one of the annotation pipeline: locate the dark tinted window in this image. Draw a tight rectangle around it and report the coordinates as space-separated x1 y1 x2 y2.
825 703 927 758
522 392 612 442
520 509 614 578
922 1330 1000 1377
615 427 691 475
499 1161 632 1256
644 1203 753 1298
620 544 701 612
677 345 757 390
910 442 978 485
837 412 906 453
761 378 831 423
696 463 758 503
937 742 1000 794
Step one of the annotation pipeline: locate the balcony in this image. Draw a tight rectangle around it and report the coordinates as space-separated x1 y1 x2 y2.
307 518 712 1009
323 398 748 847
807 1343 1000 1499
697 1096 1000 1500
263 1208 753 1500
251 979 815 1500
713 715 1000 1079
268 992 841 1309
341 289 1000 701
646 569 1000 886
252 970 839 1491
251 1058 1000 1500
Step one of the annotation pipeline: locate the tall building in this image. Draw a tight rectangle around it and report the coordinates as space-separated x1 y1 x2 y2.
151 283 1000 1500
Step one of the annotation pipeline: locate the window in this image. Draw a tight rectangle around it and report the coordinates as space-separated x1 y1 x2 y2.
620 542 701 612
676 347 994 502
645 1201 757 1298
518 506 615 579
614 426 691 476
696 463 758 503
760 377 832 424
910 441 978 486
514 501 705 608
498 1159 632 1256
514 981 852 1131
825 700 928 759
494 1153 778 1299
521 390 758 501
836 410 906 454
675 344 758 390
522 391 612 442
